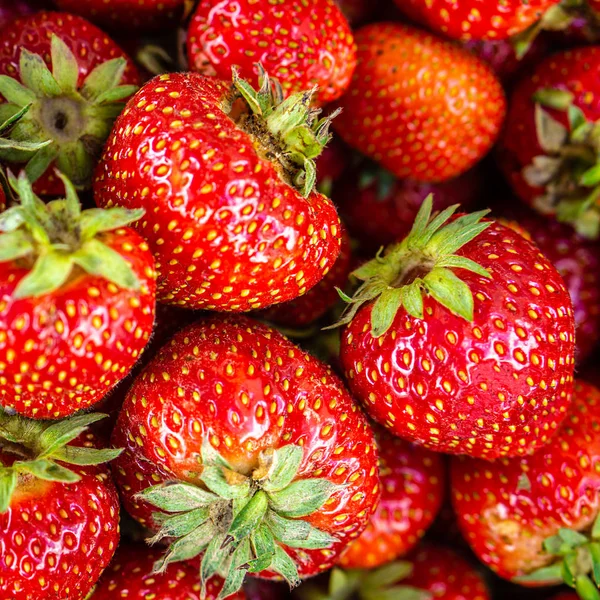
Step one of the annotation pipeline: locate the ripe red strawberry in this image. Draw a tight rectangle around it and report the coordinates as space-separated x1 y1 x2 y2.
0 11 140 196
451 380 600 593
334 162 482 253
110 315 380 598
498 46 600 238
186 0 356 107
94 69 342 312
94 545 245 600
337 196 575 459
334 23 506 184
0 411 122 600
53 0 184 32
0 172 156 419
338 429 445 570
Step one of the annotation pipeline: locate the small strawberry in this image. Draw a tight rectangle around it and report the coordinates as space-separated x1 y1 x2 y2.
94 69 342 312
451 380 600 595
0 172 156 419
110 315 380 598
336 196 575 459
338 429 445 570
498 46 600 238
333 23 506 183
94 544 245 600
0 411 121 600
0 11 140 196
186 0 356 107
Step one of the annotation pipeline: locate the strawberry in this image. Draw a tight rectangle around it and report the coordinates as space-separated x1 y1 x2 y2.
451 380 600 595
338 429 445 570
0 0 43 30
334 162 482 253
53 0 185 33
335 0 378 26
186 0 356 107
315 137 348 198
94 544 245 600
333 23 506 184
0 11 140 196
94 69 342 312
498 46 600 238
336 196 575 460
0 411 122 600
110 315 380 598
0 172 156 419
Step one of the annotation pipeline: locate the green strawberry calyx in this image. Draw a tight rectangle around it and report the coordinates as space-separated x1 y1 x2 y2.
297 562 432 600
329 195 492 338
228 64 339 198
513 514 600 600
0 410 122 513
0 34 138 190
0 170 145 298
524 88 600 239
137 441 342 600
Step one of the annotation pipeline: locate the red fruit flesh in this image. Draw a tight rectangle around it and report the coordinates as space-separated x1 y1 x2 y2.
451 380 600 582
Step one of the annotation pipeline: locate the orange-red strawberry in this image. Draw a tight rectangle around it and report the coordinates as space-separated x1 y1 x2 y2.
452 380 600 594
0 11 140 195
334 23 506 184
186 0 356 107
0 411 121 600
94 69 342 312
337 196 575 459
94 545 245 600
338 429 445 570
110 315 380 598
0 173 156 419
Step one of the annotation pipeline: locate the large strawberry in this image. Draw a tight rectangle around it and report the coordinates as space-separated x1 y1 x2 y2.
94 69 342 312
186 0 356 107
0 172 156 419
498 46 600 238
338 429 445 570
0 11 140 196
110 315 380 598
336 196 575 459
0 410 121 600
94 545 245 600
452 380 600 595
333 23 506 184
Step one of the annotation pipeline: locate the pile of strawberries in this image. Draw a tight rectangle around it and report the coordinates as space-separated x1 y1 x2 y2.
3 0 600 599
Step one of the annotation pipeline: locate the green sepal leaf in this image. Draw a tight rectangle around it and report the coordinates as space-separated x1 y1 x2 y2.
14 250 74 298
268 478 337 518
50 34 79 93
219 538 252 600
14 458 80 483
247 525 277 573
576 575 600 600
81 58 127 101
37 412 106 459
0 103 31 134
512 563 563 585
0 230 34 262
0 76 37 107
266 511 337 549
558 528 589 548
589 542 600 585
362 562 413 589
137 482 219 512
24 142 59 184
581 164 600 187
79 207 144 240
435 255 491 278
153 521 215 573
149 506 210 542
423 268 475 322
401 282 424 320
271 545 301 588
0 206 25 232
19 48 62 98
371 287 403 338
200 533 229 587
227 489 269 544
201 465 251 500
0 137 52 163
94 85 139 106
261 445 303 493
51 445 123 466
533 88 575 110
0 469 17 513
592 513 600 540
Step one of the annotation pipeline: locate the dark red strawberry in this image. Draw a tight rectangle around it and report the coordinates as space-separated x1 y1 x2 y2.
0 411 121 600
335 0 378 26
452 380 600 595
0 0 44 30
338 429 445 569
316 137 348 198
0 11 140 196
244 578 291 600
94 69 342 312
333 23 506 183
110 315 380 598
186 0 356 107
334 162 482 253
337 196 575 460
0 172 156 419
94 544 245 600
498 46 600 238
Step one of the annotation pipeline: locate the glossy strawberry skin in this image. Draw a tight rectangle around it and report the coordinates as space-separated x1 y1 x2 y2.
394 0 560 41
94 73 342 312
111 315 381 578
338 430 445 569
334 23 506 184
0 228 156 419
404 545 491 600
498 47 600 212
451 380 600 582
341 220 576 459
0 11 140 196
186 0 356 107
94 545 245 600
